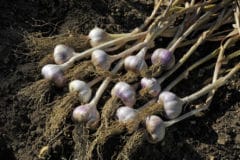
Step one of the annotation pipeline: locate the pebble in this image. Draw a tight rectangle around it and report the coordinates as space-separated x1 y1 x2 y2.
217 134 230 145
235 134 240 144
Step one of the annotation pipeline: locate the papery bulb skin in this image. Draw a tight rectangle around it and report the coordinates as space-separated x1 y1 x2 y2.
88 27 110 47
145 115 165 143
69 80 92 103
124 56 147 73
111 82 136 107
91 49 111 70
151 48 175 70
53 44 74 64
116 106 137 122
72 104 100 129
141 77 161 97
158 91 183 119
41 64 65 87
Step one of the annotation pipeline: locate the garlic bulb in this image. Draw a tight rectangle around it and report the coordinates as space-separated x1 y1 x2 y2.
151 48 175 70
116 106 137 122
72 104 100 129
140 77 161 96
111 82 136 107
124 55 147 73
88 27 110 47
53 44 74 64
69 80 92 103
91 49 111 70
158 91 183 119
41 64 65 87
145 115 165 143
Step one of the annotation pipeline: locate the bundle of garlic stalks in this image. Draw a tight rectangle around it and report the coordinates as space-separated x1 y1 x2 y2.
18 0 240 159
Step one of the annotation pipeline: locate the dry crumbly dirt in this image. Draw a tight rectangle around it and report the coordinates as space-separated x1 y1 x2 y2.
0 0 240 160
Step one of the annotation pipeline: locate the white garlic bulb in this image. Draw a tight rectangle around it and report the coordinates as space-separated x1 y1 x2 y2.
88 27 110 47
41 64 65 87
145 115 166 143
69 80 92 103
158 91 183 119
91 49 111 70
53 44 74 64
111 82 136 107
124 55 147 73
116 106 137 122
72 104 100 130
151 48 175 70
140 77 161 96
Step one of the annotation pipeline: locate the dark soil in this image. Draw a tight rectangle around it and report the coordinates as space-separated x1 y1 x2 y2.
0 0 239 160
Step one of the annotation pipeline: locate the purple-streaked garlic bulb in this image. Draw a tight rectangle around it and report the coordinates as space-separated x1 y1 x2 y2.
41 64 65 87
145 115 165 143
91 49 111 70
141 77 161 96
124 55 147 73
158 91 183 119
88 27 110 47
53 44 74 64
72 104 100 129
116 106 137 122
151 48 175 70
111 82 136 107
69 80 92 103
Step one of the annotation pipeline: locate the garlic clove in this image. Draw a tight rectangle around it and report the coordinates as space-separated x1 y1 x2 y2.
111 82 136 107
124 56 147 73
158 91 183 119
140 77 161 97
53 44 74 64
151 48 175 70
145 115 165 143
69 80 92 103
72 104 100 130
41 64 65 87
116 106 137 122
91 49 111 70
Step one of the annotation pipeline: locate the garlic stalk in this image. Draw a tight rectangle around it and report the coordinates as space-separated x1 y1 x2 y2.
157 8 230 84
146 63 239 143
118 63 239 126
91 42 147 71
72 57 125 129
42 31 147 86
88 27 130 51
